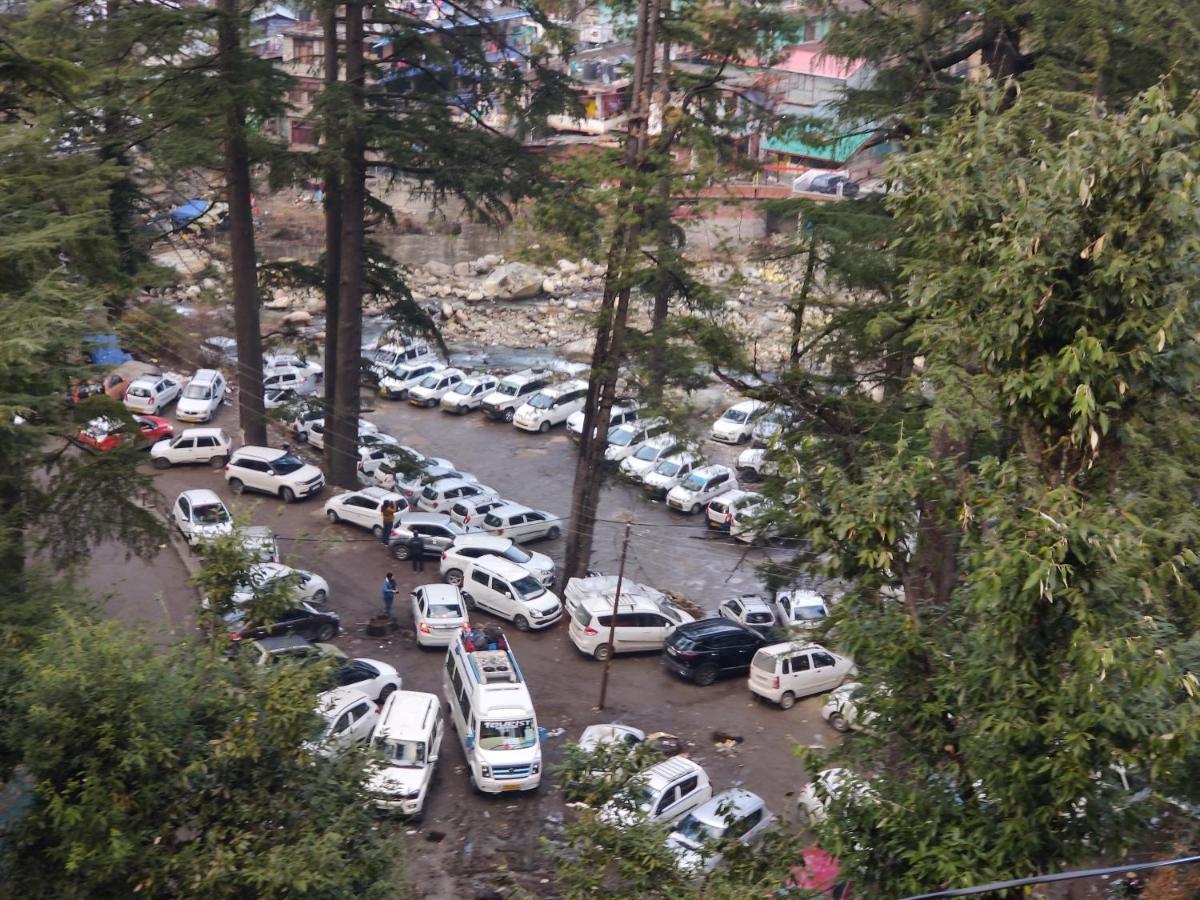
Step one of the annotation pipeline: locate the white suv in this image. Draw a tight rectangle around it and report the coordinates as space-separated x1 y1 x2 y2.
440 373 498 414
568 592 694 660
440 534 555 587
123 373 181 415
567 402 639 443
365 690 445 816
601 757 713 828
640 452 699 499
512 379 589 433
378 360 445 400
481 503 563 543
459 555 562 631
666 464 738 514
480 368 553 422
175 369 226 422
409 368 466 408
619 434 681 481
604 417 669 462
225 446 325 502
151 427 232 469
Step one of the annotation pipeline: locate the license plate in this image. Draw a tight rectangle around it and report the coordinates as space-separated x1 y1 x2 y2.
378 387 387 397
501 783 521 792
667 646 678 656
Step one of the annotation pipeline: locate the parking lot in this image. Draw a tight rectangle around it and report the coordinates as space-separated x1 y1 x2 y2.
84 392 840 897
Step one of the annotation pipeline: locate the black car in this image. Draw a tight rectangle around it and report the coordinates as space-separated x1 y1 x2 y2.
809 173 860 198
662 618 768 686
223 601 341 644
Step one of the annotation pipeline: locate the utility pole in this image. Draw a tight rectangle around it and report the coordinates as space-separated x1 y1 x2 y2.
596 519 633 710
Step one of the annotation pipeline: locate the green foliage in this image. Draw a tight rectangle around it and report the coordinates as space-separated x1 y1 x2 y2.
0 614 401 898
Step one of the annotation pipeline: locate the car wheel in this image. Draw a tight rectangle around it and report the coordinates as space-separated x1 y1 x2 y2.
229 478 244 495
377 684 397 704
445 569 464 586
503 408 515 423
513 615 530 632
779 691 796 710
312 589 328 604
738 432 750 444
314 623 336 642
593 643 612 661
694 664 718 686
280 487 296 503
392 543 411 561
327 510 340 524
828 712 850 732
462 591 476 610
689 503 701 515
153 457 171 470
538 420 551 433
372 524 384 538
546 526 562 540
296 431 308 443
209 455 228 468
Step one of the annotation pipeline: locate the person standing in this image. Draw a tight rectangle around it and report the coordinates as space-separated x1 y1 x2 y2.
380 500 395 544
381 572 396 619
408 533 425 572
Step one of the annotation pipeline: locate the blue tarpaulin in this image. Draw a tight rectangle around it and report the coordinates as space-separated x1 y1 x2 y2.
84 334 132 366
170 198 211 227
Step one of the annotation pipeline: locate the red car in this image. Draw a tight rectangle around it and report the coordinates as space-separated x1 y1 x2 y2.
78 414 174 452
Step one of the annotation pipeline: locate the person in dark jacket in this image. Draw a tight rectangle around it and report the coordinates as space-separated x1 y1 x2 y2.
408 533 425 572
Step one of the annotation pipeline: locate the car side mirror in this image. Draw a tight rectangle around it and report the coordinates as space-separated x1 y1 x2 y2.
465 735 475 750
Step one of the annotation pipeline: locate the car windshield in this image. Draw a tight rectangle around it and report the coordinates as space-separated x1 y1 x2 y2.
418 375 440 389
675 812 721 845
183 384 211 400
451 382 474 395
193 504 229 525
430 602 463 619
128 385 151 397
722 408 748 423
496 382 519 396
634 444 663 462
528 392 554 410
477 718 536 751
795 605 827 620
680 473 706 491
375 737 426 767
654 460 681 477
270 454 306 475
609 427 636 446
512 574 544 599
500 545 532 564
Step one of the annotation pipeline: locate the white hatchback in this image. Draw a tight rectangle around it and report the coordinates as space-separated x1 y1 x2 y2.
619 434 681 481
640 452 699 500
710 400 768 444
748 642 856 709
665 464 738 514
480 503 563 543
151 427 233 469
512 379 589 433
310 686 378 758
411 583 469 647
408 368 466 407
324 486 408 538
440 373 499 414
123 373 182 415
171 489 233 546
175 369 227 422
416 478 498 513
298 417 378 451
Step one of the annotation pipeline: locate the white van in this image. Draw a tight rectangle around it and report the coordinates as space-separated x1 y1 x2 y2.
512 379 589 433
369 338 434 381
365 690 445 816
748 641 856 709
262 365 317 397
176 369 227 422
480 368 553 423
442 627 542 794
461 555 562 632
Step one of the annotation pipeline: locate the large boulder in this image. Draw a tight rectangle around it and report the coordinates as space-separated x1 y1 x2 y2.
482 262 544 301
425 260 452 278
561 337 594 362
556 259 580 274
282 310 312 327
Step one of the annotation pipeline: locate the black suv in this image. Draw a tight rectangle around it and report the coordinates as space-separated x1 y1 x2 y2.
663 618 767 686
222 601 341 644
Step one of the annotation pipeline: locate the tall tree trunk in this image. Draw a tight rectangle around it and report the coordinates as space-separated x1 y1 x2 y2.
99 0 139 318
218 0 266 446
321 0 342 414
646 37 673 401
563 0 661 580
328 0 365 488
789 232 818 366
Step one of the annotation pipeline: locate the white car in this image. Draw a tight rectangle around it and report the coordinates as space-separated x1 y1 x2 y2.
603 417 670 462
378 360 445 400
751 407 792 445
641 453 700 500
666 789 775 874
568 589 694 660
309 686 378 758
263 388 302 410
369 338 435 382
665 464 738 514
416 478 498 513
447 496 508 528
175 369 227 422
705 489 763 531
324 486 409 538
151 427 233 469
365 690 445 817
566 401 640 443
748 642 857 709
735 447 775 483
411 583 469 647
358 443 425 480
237 524 279 563
123 373 182 415
298 417 378 451
619 434 681 481
796 768 875 825
440 534 556 588
577 723 646 751
600 757 713 828
392 465 478 504
225 446 325 502
710 400 768 444
231 562 331 606
481 503 563 543
821 682 870 733
264 351 323 382
370 454 454 491
773 589 830 631
512 379 589 433
262 365 318 397
408 368 466 408
171 489 233 546
440 373 499 414
459 555 562 631
717 594 778 633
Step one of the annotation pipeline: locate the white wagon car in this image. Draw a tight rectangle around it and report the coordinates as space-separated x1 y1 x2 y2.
123 373 182 415
480 503 563 543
